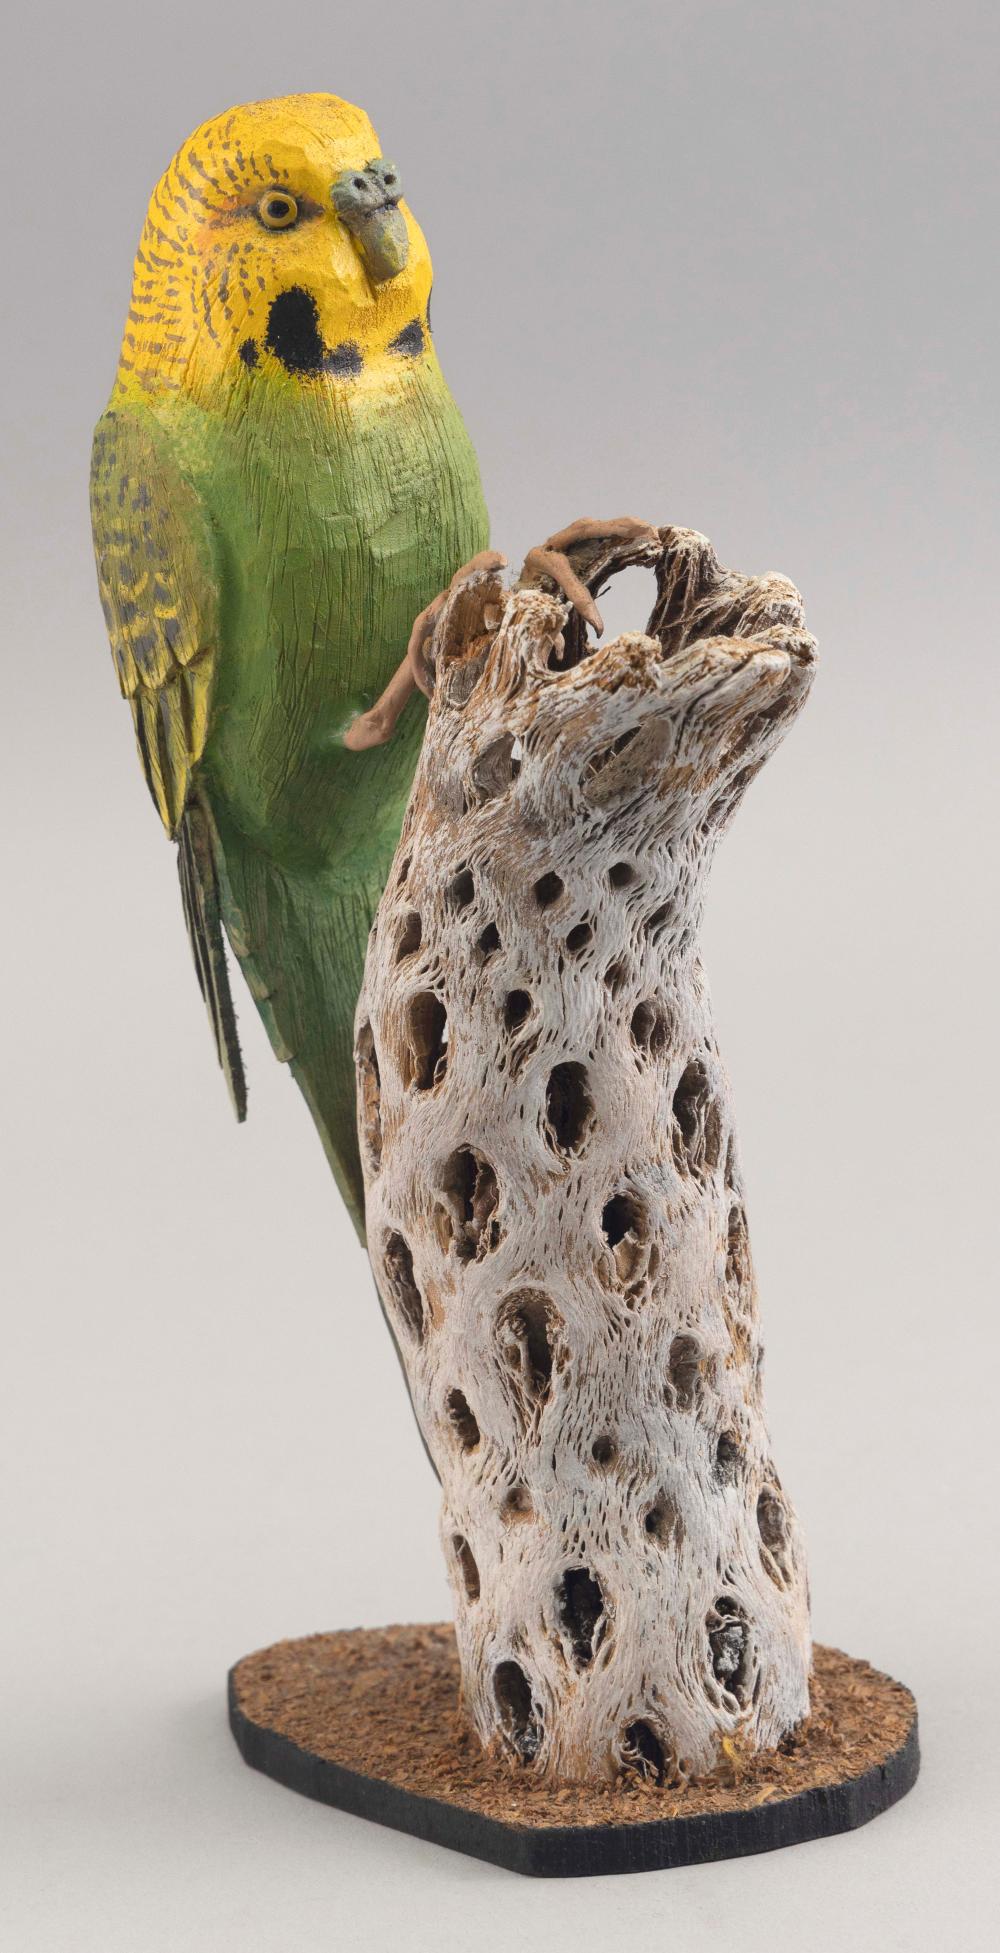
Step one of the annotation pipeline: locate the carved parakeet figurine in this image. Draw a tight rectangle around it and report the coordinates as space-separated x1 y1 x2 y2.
91 94 489 1236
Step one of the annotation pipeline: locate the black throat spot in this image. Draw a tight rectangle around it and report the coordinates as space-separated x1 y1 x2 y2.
265 287 364 380
265 287 324 374
324 341 364 377
388 317 426 359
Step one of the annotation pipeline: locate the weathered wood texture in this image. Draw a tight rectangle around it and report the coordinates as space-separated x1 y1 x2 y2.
356 527 817 1783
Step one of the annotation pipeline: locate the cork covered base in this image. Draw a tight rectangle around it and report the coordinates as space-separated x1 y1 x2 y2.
230 1624 917 1882
228 1624 918 1877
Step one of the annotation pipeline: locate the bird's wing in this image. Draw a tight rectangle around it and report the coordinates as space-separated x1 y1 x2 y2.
91 405 216 833
90 405 247 1119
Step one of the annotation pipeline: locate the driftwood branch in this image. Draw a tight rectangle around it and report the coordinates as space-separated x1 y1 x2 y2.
355 526 817 1783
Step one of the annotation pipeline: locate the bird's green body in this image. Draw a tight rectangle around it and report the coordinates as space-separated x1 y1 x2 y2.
91 95 489 1236
198 368 486 1228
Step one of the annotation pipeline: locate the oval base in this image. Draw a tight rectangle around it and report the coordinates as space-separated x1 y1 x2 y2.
228 1625 918 1878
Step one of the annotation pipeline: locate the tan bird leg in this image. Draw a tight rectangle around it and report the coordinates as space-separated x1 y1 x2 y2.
345 550 507 749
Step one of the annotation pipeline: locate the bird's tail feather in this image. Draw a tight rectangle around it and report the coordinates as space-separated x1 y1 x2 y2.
177 801 247 1120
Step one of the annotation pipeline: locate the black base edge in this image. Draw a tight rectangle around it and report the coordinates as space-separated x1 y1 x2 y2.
227 1669 920 1878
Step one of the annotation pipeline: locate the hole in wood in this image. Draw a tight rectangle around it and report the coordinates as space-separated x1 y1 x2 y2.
644 900 672 943
630 999 670 1060
715 1430 742 1485
382 1231 423 1343
604 957 630 996
546 625 576 672
496 1289 559 1423
557 1567 606 1667
602 1193 642 1247
533 870 564 909
608 860 636 889
395 910 422 961
446 1386 480 1451
644 1489 682 1546
708 1599 751 1706
447 865 475 911
565 920 594 957
601 1190 650 1285
598 560 662 640
469 731 521 804
544 1061 593 1154
585 726 640 784
757 1485 787 1549
403 991 448 1091
356 1021 382 1170
451 1533 480 1603
758 1486 793 1585
501 1484 534 1524
477 921 501 956
621 1719 667 1785
503 989 532 1033
667 1332 704 1410
591 1434 618 1470
726 1203 751 1298
672 1058 722 1180
439 1146 500 1260
493 1660 541 1763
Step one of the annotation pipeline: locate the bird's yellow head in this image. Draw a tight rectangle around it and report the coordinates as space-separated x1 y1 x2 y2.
114 94 435 403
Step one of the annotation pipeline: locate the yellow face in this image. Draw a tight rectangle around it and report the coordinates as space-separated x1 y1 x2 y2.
115 93 435 401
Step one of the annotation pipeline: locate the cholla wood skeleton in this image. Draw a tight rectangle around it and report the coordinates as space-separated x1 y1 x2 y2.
355 526 817 1784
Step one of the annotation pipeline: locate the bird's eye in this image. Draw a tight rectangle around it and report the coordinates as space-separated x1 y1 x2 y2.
257 192 298 231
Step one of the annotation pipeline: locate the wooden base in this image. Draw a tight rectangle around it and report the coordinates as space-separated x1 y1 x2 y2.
228 1624 918 1879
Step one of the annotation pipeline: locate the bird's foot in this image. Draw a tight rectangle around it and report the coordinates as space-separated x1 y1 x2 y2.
344 522 661 752
518 517 660 636
407 550 507 698
341 659 419 751
343 549 507 751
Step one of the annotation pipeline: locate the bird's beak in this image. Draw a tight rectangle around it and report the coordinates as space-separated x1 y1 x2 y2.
331 160 410 285
352 204 409 284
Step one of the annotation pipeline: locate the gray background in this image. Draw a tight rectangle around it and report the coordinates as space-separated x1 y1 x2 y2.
2 1 996 1946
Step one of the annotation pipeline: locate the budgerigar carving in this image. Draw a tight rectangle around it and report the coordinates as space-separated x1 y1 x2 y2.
91 94 489 1235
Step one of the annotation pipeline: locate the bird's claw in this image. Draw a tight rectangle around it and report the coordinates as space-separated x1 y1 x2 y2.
408 549 507 696
517 517 660 636
520 546 604 634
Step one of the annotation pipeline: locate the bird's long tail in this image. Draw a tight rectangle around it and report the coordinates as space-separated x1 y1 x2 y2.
198 819 373 1241
177 801 247 1121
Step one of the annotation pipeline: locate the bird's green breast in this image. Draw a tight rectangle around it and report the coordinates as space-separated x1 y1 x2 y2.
165 355 488 886
139 353 487 1233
